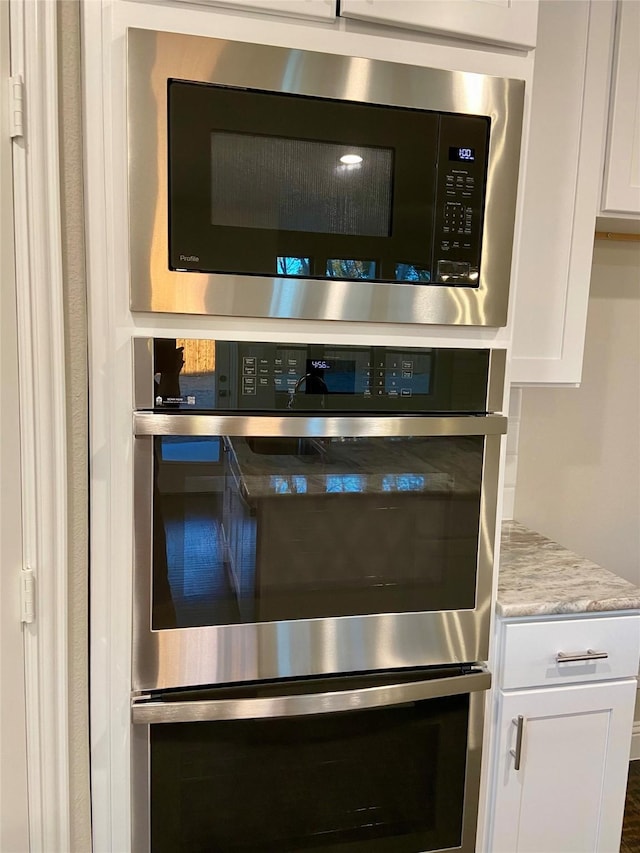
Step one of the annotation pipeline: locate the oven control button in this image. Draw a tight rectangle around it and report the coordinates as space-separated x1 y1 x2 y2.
401 389 412 396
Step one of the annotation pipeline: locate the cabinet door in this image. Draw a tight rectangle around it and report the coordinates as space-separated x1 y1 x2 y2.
340 0 539 50
489 680 636 853
601 0 640 216
510 0 616 384
166 0 336 22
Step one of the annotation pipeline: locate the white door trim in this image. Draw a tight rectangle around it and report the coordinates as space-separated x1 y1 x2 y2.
9 1 71 849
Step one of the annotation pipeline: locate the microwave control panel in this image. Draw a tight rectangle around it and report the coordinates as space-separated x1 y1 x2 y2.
148 339 491 414
432 114 489 286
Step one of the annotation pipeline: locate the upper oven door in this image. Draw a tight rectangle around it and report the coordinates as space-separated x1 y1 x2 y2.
128 29 524 326
168 80 489 288
132 412 505 692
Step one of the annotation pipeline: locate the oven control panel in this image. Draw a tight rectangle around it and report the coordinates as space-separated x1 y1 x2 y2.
146 339 493 414
233 347 429 402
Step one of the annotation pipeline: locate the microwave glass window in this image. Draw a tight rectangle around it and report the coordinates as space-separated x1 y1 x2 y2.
210 132 394 237
396 264 432 283
277 256 311 276
151 434 483 630
326 259 377 279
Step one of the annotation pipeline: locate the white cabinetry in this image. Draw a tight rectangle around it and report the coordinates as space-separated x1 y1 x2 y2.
510 0 616 385
487 613 640 852
340 0 539 50
166 0 336 22
601 0 640 217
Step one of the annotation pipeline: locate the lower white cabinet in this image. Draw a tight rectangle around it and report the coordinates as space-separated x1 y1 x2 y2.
486 613 640 852
489 680 636 852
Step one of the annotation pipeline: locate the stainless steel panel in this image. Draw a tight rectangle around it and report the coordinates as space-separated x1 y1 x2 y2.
487 349 507 413
133 412 508 437
132 431 501 691
133 337 154 410
128 29 524 326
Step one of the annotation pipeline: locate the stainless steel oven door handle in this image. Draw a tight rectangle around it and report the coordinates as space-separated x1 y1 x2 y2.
132 671 491 725
133 412 507 438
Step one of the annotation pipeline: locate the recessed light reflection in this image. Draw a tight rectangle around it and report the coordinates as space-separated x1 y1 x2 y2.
339 154 363 165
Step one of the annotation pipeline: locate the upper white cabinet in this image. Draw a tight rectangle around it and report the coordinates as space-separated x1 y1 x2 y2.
167 0 337 22
601 0 640 217
340 0 539 50
510 0 615 385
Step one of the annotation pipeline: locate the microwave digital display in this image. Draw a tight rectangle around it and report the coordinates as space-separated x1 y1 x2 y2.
449 147 476 162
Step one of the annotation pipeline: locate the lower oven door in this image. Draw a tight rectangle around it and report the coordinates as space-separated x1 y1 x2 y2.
132 667 490 853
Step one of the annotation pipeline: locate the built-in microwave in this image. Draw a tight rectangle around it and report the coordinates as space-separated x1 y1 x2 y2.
128 30 525 326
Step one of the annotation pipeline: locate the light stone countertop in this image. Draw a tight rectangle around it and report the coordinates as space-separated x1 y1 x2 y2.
497 520 640 617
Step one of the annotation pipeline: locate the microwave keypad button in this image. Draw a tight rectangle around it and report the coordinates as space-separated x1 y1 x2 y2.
401 388 412 397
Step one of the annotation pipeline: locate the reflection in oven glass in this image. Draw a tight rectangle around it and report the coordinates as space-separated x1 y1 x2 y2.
150 691 469 852
152 435 483 629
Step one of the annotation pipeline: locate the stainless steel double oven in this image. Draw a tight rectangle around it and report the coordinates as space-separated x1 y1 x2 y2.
131 337 506 853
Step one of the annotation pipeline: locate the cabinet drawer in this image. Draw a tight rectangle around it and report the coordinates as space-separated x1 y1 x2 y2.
499 615 640 689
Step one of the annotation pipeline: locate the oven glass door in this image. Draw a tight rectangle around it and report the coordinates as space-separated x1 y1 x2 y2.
149 431 484 630
133 668 488 853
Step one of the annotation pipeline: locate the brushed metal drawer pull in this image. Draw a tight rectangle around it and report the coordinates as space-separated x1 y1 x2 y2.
510 715 525 771
556 649 609 664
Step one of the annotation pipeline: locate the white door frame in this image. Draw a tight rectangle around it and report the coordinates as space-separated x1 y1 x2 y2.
1 0 29 846
7 0 72 849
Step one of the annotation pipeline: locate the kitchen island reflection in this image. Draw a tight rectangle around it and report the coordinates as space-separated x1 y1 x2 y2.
154 434 484 628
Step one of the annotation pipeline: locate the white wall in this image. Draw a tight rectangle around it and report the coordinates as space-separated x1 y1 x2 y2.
514 239 640 587
513 239 640 752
